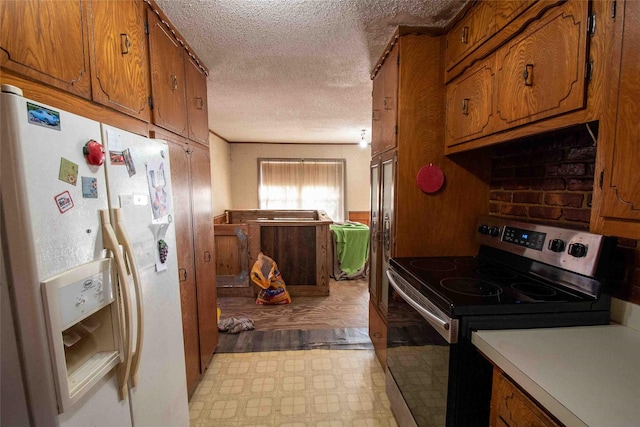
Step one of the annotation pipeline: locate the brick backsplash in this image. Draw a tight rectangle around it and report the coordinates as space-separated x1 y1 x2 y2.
489 124 640 305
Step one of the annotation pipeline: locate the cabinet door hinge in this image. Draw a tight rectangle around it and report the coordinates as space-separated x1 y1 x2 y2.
599 171 604 189
144 20 149 35
397 54 400 65
612 0 617 19
585 60 594 82
148 96 154 110
395 125 398 135
587 13 596 36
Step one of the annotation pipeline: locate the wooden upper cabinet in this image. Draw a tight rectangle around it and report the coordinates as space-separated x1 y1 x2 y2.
185 56 210 146
0 0 91 98
493 0 589 131
88 0 150 122
148 9 188 137
597 0 640 229
382 47 399 153
446 56 495 146
446 0 495 71
494 0 537 30
371 45 398 156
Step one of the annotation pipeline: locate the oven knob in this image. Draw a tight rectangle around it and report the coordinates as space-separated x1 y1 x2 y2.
478 224 489 235
489 227 501 237
568 243 588 258
548 239 566 252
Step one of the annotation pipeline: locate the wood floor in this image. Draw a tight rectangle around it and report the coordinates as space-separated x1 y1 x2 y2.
217 278 369 331
216 278 371 352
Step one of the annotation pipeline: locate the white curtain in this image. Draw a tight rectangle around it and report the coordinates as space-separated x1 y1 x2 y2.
259 159 346 222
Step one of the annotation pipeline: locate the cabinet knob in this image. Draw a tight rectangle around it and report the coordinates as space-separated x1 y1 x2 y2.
120 33 130 55
523 64 534 86
171 75 178 90
178 268 187 282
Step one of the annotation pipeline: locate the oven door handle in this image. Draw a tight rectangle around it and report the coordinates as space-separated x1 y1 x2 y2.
387 269 458 344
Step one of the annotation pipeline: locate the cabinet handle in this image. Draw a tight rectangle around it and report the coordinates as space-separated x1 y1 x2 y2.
461 26 469 44
372 110 381 121
383 214 391 252
171 75 178 90
462 98 470 116
178 268 187 282
523 64 534 86
204 250 211 262
120 33 130 55
196 97 204 110
383 97 393 110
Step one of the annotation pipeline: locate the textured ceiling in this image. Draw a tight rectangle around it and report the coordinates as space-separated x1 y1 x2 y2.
154 0 467 144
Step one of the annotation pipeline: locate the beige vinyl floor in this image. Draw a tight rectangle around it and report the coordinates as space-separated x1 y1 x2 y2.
188 349 398 427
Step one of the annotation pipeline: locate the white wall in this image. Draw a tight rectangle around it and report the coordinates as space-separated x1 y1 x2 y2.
228 143 371 214
208 133 233 217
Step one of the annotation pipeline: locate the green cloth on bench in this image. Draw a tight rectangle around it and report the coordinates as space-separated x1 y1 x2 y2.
330 223 370 275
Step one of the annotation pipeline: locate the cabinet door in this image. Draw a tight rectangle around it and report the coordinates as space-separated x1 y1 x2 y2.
381 47 399 153
185 56 210 146
599 0 640 226
167 141 200 396
490 369 561 427
0 0 91 98
446 0 495 71
88 0 150 122
148 9 188 137
371 70 385 155
369 160 381 303
445 56 495 146
189 145 218 369
379 151 396 314
494 0 589 130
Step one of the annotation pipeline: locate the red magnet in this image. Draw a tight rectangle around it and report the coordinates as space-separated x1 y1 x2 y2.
416 163 445 194
83 140 106 166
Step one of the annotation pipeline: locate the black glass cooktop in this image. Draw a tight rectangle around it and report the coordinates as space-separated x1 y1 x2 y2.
389 256 598 316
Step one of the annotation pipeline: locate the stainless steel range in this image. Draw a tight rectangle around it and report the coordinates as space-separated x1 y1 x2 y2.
385 216 617 427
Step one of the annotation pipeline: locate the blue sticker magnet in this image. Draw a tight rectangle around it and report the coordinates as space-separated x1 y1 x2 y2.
81 177 98 198
27 102 61 130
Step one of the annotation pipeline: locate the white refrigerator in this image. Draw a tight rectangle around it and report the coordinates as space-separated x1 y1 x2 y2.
1 84 190 427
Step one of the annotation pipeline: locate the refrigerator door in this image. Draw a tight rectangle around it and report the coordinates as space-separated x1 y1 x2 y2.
102 124 189 426
1 89 132 427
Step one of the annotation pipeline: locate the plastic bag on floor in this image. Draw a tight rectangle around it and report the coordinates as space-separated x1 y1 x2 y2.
251 252 292 305
218 316 255 334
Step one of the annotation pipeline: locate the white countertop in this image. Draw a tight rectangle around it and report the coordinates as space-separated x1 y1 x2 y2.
472 325 640 427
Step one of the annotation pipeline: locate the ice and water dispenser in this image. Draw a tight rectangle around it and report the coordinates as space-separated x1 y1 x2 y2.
41 258 122 412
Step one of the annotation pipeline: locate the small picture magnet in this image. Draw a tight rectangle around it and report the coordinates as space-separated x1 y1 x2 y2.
81 176 98 198
54 191 74 214
26 102 61 130
110 151 125 165
58 158 79 186
123 148 136 176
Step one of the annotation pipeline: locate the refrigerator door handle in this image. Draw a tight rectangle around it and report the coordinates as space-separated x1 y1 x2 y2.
100 210 133 400
113 208 145 389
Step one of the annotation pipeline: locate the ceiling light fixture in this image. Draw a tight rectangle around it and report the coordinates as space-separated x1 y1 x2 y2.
359 129 368 148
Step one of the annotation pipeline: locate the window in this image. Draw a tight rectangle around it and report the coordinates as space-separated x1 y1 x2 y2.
258 158 346 222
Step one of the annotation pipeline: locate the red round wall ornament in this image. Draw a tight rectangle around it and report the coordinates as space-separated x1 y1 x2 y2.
416 163 445 194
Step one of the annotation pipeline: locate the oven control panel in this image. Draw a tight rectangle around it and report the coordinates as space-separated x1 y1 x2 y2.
475 216 609 277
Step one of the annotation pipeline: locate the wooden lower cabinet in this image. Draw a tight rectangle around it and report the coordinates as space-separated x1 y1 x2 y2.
165 133 217 397
369 301 387 370
490 369 561 427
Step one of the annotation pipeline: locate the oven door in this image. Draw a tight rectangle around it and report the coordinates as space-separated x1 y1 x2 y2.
385 268 456 427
